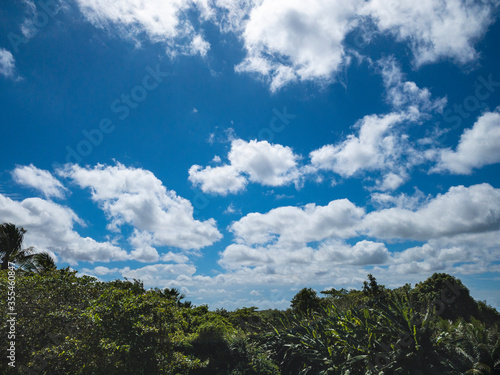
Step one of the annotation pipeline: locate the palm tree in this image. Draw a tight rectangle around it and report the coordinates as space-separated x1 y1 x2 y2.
22 252 57 274
0 222 35 270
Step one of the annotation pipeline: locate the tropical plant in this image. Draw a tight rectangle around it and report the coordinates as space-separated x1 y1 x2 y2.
0 222 35 269
439 318 500 375
22 251 57 274
290 287 322 315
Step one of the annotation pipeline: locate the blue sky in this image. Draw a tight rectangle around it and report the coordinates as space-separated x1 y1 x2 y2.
1 0 500 310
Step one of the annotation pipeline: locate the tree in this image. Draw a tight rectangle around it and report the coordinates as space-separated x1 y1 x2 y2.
159 287 192 308
411 273 477 320
290 288 321 314
22 252 57 274
362 274 383 297
0 223 35 270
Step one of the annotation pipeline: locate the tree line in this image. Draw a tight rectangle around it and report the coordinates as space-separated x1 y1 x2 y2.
1 223 499 374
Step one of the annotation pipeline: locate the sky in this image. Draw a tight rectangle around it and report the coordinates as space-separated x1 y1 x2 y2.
0 0 500 310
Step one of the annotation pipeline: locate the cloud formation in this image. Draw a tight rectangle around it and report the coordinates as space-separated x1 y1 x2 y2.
361 0 495 66
434 109 500 174
12 164 67 199
0 193 128 264
75 0 210 56
0 49 16 79
363 183 500 241
72 1 497 90
235 0 362 91
189 139 301 195
59 163 222 252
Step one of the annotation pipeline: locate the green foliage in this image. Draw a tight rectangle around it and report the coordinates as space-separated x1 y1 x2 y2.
1 265 500 375
291 287 322 315
0 223 35 270
411 272 477 321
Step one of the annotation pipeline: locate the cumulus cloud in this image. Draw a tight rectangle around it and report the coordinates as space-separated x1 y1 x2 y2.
310 113 411 181
230 198 364 245
387 227 500 276
188 164 247 195
59 163 222 251
189 34 210 56
0 48 16 79
219 239 389 271
232 0 495 89
0 194 128 264
120 263 197 287
81 266 119 276
235 0 362 90
363 183 500 241
12 164 67 199
70 1 496 90
189 139 301 195
434 109 500 174
361 0 495 66
307 61 450 192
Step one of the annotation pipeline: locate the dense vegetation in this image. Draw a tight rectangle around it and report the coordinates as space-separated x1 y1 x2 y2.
1 223 500 374
1 269 499 374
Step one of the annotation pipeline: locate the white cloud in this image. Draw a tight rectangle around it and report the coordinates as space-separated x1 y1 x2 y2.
72 0 496 91
434 109 500 174
377 56 447 112
75 0 209 55
59 163 222 251
120 263 197 287
235 0 362 90
230 198 364 245
232 0 495 89
388 228 500 276
363 183 500 241
375 171 407 192
370 188 428 210
305 59 451 191
0 194 128 264
81 266 119 276
310 112 409 178
161 251 190 263
219 239 389 271
317 240 390 266
0 49 16 79
189 139 301 195
12 164 67 199
189 34 210 56
188 164 247 195
361 0 495 66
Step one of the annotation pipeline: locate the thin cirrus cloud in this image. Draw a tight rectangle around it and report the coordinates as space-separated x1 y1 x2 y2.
189 139 301 195
376 56 447 112
71 0 497 90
